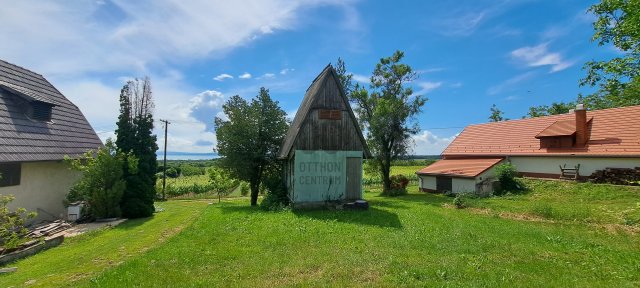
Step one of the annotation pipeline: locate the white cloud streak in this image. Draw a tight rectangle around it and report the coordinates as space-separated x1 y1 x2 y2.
510 43 573 73
238 72 252 79
213 73 234 81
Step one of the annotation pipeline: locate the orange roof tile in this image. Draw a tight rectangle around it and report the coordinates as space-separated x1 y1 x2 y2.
443 105 640 157
416 158 503 178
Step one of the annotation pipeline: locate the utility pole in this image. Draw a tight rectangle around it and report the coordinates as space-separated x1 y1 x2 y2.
160 119 170 200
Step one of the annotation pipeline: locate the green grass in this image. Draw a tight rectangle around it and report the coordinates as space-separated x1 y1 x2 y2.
464 179 640 226
3 180 640 287
0 201 208 287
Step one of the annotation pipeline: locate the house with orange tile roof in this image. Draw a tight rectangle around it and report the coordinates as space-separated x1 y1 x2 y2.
416 104 640 194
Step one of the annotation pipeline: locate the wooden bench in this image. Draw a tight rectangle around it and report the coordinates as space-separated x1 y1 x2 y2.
559 164 580 180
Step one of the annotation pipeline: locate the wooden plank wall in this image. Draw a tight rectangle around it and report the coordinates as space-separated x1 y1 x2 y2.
293 77 365 152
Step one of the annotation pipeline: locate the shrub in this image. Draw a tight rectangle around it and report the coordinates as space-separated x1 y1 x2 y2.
240 182 249 196
260 167 289 211
494 163 525 195
165 167 179 178
453 194 466 209
66 140 136 219
0 194 37 252
381 175 409 196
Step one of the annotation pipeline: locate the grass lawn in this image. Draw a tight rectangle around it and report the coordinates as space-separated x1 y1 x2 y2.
2 179 639 287
0 201 209 288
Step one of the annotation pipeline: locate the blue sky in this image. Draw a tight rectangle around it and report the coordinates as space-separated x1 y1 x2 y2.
0 0 616 155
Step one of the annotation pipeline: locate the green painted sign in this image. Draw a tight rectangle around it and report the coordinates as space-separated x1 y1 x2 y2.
292 150 361 202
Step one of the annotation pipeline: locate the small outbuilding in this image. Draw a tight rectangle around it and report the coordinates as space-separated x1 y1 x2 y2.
277 64 371 207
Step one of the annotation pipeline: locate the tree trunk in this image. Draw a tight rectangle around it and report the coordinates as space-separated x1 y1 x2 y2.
250 181 260 206
381 161 391 191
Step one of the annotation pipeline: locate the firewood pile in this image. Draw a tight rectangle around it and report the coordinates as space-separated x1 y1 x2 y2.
26 220 72 238
589 167 640 185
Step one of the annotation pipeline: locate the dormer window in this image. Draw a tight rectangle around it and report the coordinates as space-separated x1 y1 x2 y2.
0 82 56 123
27 101 54 122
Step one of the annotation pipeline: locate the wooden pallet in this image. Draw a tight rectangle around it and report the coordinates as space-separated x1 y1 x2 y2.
559 164 580 180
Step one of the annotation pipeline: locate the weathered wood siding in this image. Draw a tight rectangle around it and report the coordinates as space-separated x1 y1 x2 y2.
292 76 365 152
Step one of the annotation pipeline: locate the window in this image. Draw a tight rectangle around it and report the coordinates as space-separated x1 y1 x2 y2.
318 109 342 120
0 163 21 187
28 101 54 122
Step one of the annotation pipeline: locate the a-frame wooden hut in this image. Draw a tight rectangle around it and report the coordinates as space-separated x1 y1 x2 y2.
278 64 371 207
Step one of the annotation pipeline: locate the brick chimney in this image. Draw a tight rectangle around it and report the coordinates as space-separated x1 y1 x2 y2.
575 104 588 147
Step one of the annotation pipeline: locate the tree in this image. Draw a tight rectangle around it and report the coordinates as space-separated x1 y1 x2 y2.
527 101 576 118
66 139 137 219
580 0 640 108
335 57 355 96
208 167 238 203
342 51 427 192
489 104 505 122
215 88 289 206
115 77 158 218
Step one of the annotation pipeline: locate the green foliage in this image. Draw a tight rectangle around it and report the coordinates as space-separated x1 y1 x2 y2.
0 194 37 252
494 163 525 195
67 140 135 219
488 104 506 122
215 87 289 206
208 167 238 203
158 175 215 197
338 51 426 192
260 165 289 211
527 101 576 118
580 0 640 108
164 167 179 178
240 182 249 196
116 77 158 218
179 164 204 176
453 194 466 209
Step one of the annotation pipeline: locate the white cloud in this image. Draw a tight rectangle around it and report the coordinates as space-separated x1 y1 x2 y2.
238 72 252 79
487 72 535 95
450 82 463 88
510 43 573 73
213 73 234 81
411 130 457 155
440 11 486 36
351 73 369 83
415 81 443 95
0 0 354 77
280 68 294 75
258 73 276 79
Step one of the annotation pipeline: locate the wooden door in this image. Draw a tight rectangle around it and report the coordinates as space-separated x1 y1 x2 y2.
436 176 452 193
346 157 362 200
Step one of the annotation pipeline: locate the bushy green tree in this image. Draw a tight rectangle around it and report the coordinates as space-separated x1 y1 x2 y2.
580 0 640 108
340 51 427 192
67 140 137 219
208 167 238 203
215 88 289 206
115 77 158 218
527 101 576 118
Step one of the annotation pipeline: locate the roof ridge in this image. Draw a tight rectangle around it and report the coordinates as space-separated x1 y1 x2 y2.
0 59 45 78
305 63 333 92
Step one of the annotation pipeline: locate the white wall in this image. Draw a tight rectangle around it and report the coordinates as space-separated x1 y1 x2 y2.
420 175 437 190
510 156 640 177
0 161 80 222
452 178 477 193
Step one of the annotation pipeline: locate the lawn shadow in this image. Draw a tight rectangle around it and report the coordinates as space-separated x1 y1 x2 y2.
366 192 452 208
112 216 154 231
293 207 403 229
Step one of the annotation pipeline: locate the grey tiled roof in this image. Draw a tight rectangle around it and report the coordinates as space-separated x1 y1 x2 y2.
0 59 103 162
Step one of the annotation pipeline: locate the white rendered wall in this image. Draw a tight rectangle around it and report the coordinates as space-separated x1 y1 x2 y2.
509 157 640 176
0 161 80 222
